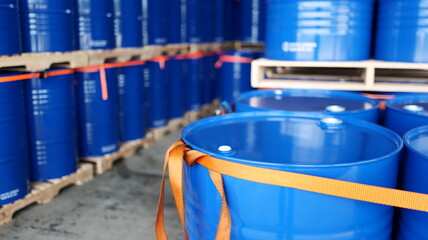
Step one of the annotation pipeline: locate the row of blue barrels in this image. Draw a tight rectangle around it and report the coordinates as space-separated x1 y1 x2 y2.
182 89 428 239
0 52 220 206
1 0 260 55
265 0 428 62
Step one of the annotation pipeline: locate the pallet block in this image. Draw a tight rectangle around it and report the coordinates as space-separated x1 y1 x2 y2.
165 44 189 56
167 118 186 132
0 164 94 225
234 42 264 51
252 58 428 92
81 150 123 175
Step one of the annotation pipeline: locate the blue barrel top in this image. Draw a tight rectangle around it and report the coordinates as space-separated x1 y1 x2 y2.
25 69 78 181
181 112 402 239
20 0 77 53
397 125 428 239
384 94 428 135
236 89 381 123
375 0 428 62
0 0 22 55
0 77 29 205
265 0 375 61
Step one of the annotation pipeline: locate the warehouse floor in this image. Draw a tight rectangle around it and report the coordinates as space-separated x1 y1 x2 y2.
0 131 183 240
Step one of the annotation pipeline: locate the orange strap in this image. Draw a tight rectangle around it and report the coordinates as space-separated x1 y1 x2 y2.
151 56 170 70
186 52 205 60
215 55 253 68
0 69 74 83
156 140 428 240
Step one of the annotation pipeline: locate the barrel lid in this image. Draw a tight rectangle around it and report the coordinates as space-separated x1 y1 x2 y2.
385 94 428 117
182 112 402 169
236 89 380 114
404 125 428 160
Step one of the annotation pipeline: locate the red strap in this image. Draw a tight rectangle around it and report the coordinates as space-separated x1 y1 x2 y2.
0 69 74 83
186 52 204 59
215 55 253 68
151 56 170 69
99 65 109 101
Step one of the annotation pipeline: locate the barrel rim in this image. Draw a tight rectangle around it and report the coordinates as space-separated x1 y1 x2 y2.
235 89 381 114
404 125 428 160
182 112 403 169
385 94 428 116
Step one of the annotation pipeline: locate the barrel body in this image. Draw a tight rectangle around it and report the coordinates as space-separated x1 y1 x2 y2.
239 0 266 43
142 0 167 45
185 55 203 111
75 67 119 157
265 0 374 61
0 77 29 205
144 59 168 128
167 56 186 119
114 0 143 48
0 0 22 55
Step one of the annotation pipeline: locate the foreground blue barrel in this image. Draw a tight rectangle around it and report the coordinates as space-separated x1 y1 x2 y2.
182 112 402 239
114 0 142 48
239 0 266 43
167 55 186 120
76 0 115 50
25 69 77 180
142 0 167 45
236 89 381 122
376 0 428 62
20 0 76 53
75 66 119 157
397 126 428 239
0 77 29 205
265 0 374 61
0 0 22 55
117 61 146 142
384 95 428 136
145 57 168 128
216 50 262 103
185 52 203 111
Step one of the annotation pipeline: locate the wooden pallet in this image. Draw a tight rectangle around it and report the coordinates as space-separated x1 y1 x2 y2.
120 137 155 159
0 164 94 225
189 43 223 53
164 44 189 56
251 59 428 92
81 150 124 175
234 42 264 51
86 46 164 65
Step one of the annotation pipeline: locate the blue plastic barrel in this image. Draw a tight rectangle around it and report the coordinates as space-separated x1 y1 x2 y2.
182 112 402 239
20 0 76 53
167 55 186 120
142 0 167 46
397 125 428 239
184 0 202 43
117 61 146 142
75 65 119 157
239 0 266 43
376 0 428 62
216 50 262 103
76 0 116 50
25 69 77 181
384 94 428 136
265 0 375 61
114 0 143 48
236 89 381 123
0 0 22 55
166 0 185 44
185 52 203 111
145 57 168 128
0 76 29 205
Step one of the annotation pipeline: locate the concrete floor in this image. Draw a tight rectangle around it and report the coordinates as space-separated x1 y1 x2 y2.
0 131 183 240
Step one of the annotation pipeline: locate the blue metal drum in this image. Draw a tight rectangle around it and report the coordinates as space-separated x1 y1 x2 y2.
265 0 375 61
213 0 224 42
145 57 168 128
166 0 185 44
20 0 76 53
223 0 235 41
216 50 262 103
397 125 428 239
201 0 213 43
0 0 22 55
76 0 116 50
75 66 119 157
114 0 143 48
25 69 77 181
184 0 202 43
0 76 29 205
376 0 428 62
166 55 186 120
239 0 266 43
384 94 428 136
201 53 214 105
236 89 381 123
117 61 146 142
185 52 203 111
182 112 402 240
142 0 167 46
